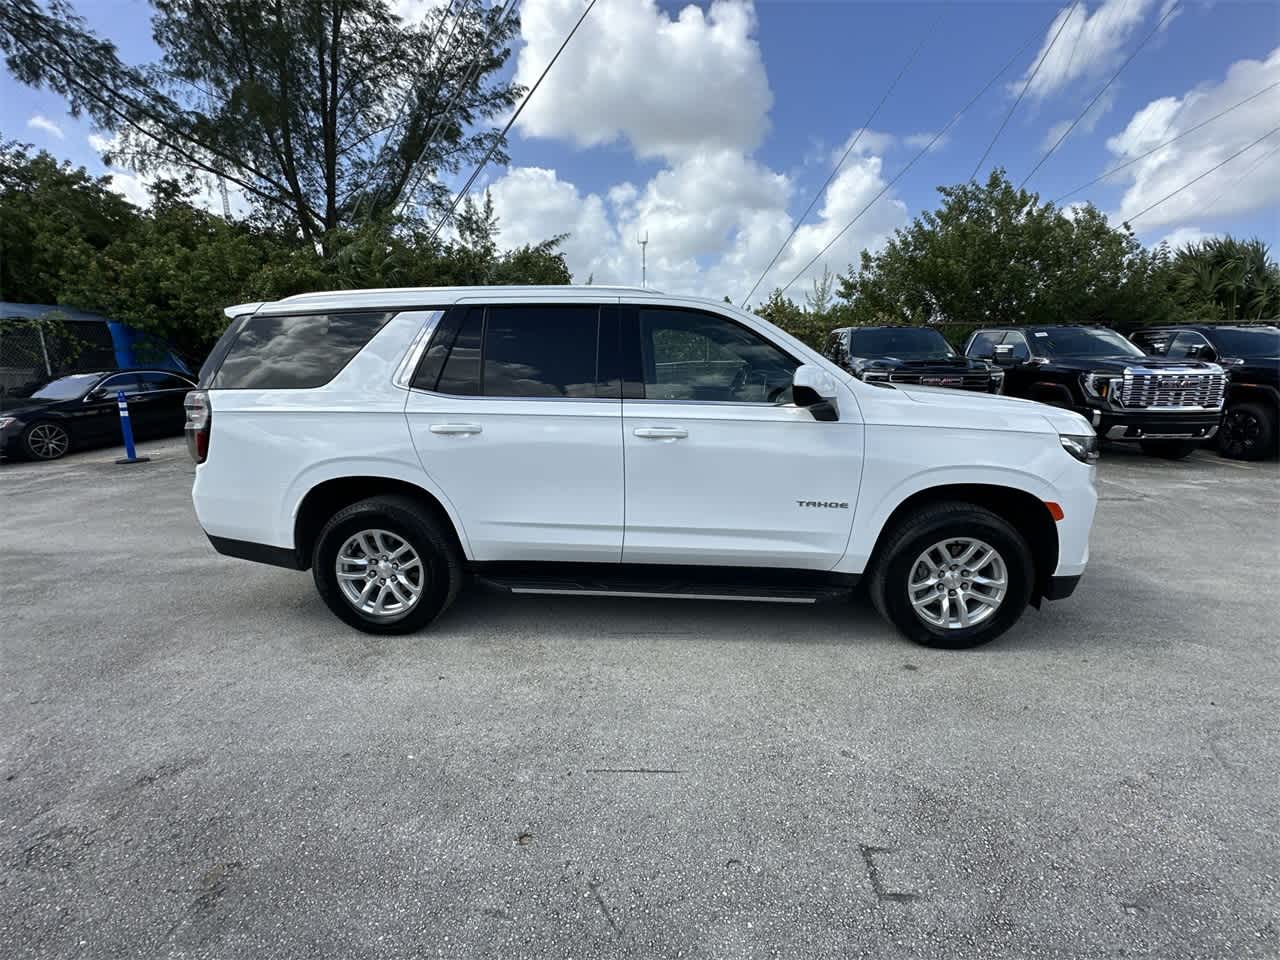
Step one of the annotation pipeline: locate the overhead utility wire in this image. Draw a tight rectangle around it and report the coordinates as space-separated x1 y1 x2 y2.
969 0 1080 182
1124 125 1280 226
426 0 598 243
351 0 463 221
1019 2 1178 189
740 8 944 307
395 0 519 220
1202 140 1280 213
1052 81 1280 204
774 22 1043 299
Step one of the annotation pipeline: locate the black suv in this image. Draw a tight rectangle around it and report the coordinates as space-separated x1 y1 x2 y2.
963 325 1226 459
823 326 1003 393
1130 324 1279 460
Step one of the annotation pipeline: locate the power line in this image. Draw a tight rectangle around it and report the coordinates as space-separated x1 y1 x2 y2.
1019 1 1178 190
740 9 944 307
1053 81 1280 205
1124 125 1280 227
395 0 519 220
969 0 1080 182
1202 140 1280 213
426 0 598 244
351 0 464 221
772 19 1043 300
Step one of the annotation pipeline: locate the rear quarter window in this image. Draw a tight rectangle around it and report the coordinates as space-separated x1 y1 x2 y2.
211 312 392 389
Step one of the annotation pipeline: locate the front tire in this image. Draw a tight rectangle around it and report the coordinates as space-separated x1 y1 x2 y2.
1218 402 1275 461
869 502 1034 649
312 495 461 635
22 421 71 460
1139 439 1199 460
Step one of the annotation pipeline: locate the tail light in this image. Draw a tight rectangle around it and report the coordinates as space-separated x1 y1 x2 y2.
184 390 211 463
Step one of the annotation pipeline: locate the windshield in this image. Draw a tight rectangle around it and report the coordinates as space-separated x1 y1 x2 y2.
29 373 101 400
1030 327 1145 358
847 328 955 359
1210 327 1280 358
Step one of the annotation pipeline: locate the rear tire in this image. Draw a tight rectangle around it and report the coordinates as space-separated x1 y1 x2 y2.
312 495 462 635
1217 402 1275 461
1139 439 1199 460
869 502 1034 649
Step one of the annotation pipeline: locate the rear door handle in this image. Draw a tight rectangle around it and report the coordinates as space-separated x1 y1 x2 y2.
634 427 688 439
429 423 483 436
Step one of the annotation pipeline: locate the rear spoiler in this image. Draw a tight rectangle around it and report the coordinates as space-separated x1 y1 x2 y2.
224 301 264 319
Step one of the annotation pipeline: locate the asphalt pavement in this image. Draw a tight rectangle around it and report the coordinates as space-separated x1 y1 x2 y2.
2 437 1278 959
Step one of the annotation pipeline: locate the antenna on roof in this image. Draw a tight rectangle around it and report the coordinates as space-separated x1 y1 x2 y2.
638 232 649 288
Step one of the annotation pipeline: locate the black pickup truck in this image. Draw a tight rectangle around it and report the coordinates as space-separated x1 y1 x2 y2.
822 326 1003 392
963 325 1226 459
1130 324 1279 460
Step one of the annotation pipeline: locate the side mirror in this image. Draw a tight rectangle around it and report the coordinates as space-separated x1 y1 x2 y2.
792 364 840 422
1187 344 1216 361
992 343 1021 367
86 387 108 401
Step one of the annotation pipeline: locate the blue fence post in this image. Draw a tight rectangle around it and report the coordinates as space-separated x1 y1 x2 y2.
114 390 150 465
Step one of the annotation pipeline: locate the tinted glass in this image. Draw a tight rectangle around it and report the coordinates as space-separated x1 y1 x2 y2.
212 312 391 389
1130 330 1170 355
966 331 1003 359
138 372 194 390
1029 327 1145 358
1206 327 1280 358
1004 333 1031 361
847 328 954 359
483 306 600 398
436 308 483 396
412 308 469 391
640 309 798 403
98 374 147 396
1167 331 1209 359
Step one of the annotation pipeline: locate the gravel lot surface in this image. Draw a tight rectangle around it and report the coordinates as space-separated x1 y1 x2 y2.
2 438 1278 959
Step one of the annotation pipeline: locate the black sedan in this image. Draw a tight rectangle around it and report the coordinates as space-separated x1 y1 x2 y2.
0 369 196 462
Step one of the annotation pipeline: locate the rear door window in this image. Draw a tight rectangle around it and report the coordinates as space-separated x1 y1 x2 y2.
211 311 392 389
138 372 194 391
483 306 600 398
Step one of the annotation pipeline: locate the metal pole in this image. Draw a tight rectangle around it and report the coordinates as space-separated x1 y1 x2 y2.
36 321 52 377
639 232 649 288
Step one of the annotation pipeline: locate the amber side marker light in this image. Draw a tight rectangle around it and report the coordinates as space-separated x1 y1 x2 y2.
1045 501 1065 522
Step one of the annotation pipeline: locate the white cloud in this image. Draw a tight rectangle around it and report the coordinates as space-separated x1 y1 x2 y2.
1019 0 1162 101
389 0 448 24
27 114 64 140
86 133 249 216
1155 226 1218 249
513 0 772 160
903 131 949 152
1106 46 1280 230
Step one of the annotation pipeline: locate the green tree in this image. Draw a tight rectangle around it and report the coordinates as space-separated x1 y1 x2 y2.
0 0 520 248
1167 237 1279 323
837 170 1176 330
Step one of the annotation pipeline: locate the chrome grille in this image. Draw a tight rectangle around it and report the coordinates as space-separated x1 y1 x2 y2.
1119 371 1226 410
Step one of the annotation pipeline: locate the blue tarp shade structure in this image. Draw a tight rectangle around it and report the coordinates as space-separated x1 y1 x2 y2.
0 302 191 376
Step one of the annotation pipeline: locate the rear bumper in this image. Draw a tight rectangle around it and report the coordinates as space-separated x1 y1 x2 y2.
1094 410 1220 441
207 534 304 570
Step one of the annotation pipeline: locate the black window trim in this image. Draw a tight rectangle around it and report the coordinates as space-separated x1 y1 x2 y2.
408 302 622 402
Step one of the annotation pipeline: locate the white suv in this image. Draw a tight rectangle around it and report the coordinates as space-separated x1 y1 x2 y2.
187 286 1097 648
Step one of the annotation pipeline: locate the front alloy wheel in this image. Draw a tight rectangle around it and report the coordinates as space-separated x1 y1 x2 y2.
906 538 1008 630
1218 402 1275 461
24 422 70 460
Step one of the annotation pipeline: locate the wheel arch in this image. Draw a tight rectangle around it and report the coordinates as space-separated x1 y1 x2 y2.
866 483 1060 606
1225 382 1279 410
292 475 470 570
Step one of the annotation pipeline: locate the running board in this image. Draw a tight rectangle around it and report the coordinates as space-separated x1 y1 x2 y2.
471 562 858 605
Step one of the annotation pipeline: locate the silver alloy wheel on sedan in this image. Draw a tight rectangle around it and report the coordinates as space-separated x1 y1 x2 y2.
27 423 70 460
335 528 425 621
906 537 1007 630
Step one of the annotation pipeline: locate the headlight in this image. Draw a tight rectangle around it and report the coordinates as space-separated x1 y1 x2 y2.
0 416 17 430
1081 372 1120 401
1060 433 1099 464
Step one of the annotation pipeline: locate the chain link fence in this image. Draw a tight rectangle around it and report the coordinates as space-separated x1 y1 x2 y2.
0 316 116 402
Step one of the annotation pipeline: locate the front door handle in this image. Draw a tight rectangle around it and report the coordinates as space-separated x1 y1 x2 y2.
634 427 688 439
429 423 483 436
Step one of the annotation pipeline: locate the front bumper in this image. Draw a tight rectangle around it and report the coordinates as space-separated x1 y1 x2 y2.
1087 408 1221 441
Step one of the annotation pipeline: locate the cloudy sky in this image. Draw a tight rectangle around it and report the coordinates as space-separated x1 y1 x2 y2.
4 0 1278 304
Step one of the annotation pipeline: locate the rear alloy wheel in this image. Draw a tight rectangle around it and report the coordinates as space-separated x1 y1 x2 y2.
870 502 1034 649
312 495 461 635
23 421 70 460
1139 439 1199 460
1218 402 1275 461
